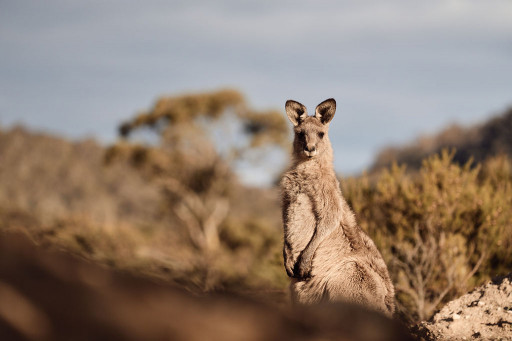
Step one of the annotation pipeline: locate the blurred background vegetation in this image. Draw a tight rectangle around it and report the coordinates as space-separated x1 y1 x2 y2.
1 89 511 323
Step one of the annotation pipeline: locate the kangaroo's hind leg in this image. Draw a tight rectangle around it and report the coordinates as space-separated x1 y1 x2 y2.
324 261 390 315
290 277 328 305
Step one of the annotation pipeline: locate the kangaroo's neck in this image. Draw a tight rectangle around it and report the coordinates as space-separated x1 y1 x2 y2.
290 146 358 230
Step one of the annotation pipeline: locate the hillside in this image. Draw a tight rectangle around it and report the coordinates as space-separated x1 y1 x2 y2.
2 119 512 335
371 107 512 170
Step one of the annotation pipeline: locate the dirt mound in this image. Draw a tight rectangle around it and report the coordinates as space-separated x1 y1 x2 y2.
0 232 413 341
414 274 512 340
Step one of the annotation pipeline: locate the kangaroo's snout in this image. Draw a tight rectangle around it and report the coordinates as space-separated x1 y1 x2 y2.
304 145 317 157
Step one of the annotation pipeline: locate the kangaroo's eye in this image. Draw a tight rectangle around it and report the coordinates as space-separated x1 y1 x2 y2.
318 132 325 139
298 131 305 139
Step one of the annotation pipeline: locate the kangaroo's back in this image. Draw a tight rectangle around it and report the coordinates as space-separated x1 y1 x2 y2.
281 98 395 316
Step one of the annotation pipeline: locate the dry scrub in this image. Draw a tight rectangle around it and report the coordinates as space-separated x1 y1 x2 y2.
344 151 512 322
1 92 512 325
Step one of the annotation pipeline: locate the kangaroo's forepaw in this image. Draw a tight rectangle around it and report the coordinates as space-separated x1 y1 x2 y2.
284 258 295 277
294 258 312 279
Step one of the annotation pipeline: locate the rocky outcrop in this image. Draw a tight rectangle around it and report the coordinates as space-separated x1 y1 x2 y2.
414 274 512 340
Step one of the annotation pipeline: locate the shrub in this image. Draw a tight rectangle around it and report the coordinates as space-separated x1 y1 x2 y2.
343 150 512 322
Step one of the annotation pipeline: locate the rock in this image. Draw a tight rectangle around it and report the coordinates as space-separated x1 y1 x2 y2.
413 273 512 340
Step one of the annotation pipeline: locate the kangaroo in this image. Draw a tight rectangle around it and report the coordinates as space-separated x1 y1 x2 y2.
281 98 395 316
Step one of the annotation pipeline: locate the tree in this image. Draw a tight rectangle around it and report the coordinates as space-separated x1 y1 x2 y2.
106 89 288 289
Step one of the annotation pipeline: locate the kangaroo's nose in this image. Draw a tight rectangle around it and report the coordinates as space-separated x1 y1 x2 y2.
306 145 316 152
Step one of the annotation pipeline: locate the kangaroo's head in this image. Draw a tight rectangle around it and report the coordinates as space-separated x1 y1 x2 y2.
285 98 336 161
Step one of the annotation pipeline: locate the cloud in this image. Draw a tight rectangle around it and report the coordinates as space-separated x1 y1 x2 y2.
1 1 511 183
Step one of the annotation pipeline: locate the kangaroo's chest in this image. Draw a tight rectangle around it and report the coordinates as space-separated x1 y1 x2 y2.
282 171 320 250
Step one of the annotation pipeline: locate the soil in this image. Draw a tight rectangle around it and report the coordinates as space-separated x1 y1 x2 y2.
0 232 413 341
4 230 512 341
413 273 512 340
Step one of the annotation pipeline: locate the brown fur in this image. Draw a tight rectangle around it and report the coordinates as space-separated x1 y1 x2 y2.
281 98 395 316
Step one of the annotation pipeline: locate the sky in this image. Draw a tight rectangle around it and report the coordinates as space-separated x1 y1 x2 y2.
1 0 511 185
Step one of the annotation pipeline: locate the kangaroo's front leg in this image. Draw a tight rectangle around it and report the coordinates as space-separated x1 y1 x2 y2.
294 232 320 278
294 188 341 279
283 241 296 277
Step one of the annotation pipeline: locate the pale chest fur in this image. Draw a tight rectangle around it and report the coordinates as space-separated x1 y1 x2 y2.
281 165 346 254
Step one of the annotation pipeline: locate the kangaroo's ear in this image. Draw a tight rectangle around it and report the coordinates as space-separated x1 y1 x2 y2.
315 98 336 125
285 100 308 126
